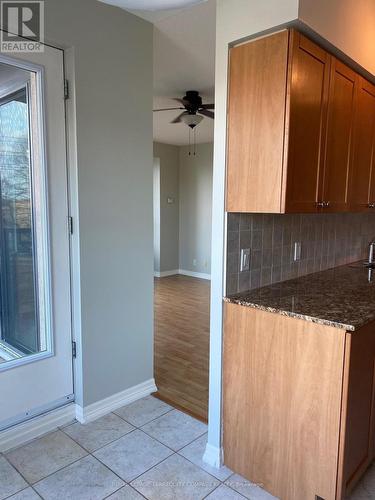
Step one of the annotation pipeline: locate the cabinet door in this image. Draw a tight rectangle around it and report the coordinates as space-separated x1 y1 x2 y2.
322 59 356 212
224 303 346 500
340 325 375 495
226 30 289 213
349 78 375 211
284 32 331 213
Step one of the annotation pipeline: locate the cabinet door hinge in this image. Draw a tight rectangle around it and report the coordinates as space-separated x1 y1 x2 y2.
72 341 77 359
68 216 73 235
64 79 70 100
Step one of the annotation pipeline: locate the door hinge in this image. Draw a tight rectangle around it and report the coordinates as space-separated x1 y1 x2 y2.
72 341 77 359
68 216 73 235
64 79 70 100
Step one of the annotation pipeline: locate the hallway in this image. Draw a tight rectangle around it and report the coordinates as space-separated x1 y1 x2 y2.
154 275 210 421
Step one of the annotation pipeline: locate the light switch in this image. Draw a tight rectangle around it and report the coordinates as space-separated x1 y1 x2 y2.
240 248 251 272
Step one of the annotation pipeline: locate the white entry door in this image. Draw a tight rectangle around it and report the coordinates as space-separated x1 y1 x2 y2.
0 43 74 430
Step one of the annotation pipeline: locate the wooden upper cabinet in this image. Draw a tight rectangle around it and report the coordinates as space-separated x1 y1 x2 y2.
349 78 375 211
321 58 357 212
226 28 374 214
226 30 289 213
284 31 331 213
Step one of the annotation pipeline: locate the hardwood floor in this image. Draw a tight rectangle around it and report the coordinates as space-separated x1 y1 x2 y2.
154 274 210 422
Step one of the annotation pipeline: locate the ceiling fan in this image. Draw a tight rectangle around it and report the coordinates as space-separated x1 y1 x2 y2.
153 90 214 128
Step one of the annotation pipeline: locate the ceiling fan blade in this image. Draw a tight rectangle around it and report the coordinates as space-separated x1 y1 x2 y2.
199 109 215 119
200 103 215 110
173 98 189 106
153 107 184 112
171 112 187 124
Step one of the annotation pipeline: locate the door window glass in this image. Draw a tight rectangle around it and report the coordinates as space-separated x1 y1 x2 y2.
0 61 50 366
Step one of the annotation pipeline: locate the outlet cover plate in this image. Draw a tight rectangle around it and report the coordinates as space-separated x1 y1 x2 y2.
240 248 251 272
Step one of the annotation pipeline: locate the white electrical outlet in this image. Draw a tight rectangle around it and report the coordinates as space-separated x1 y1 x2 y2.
293 242 302 261
240 248 251 272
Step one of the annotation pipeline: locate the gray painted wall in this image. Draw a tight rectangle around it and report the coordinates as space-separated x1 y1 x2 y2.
44 0 154 406
153 143 180 273
153 142 213 276
179 143 213 275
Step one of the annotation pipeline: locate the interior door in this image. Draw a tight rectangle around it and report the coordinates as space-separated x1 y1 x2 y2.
0 43 74 430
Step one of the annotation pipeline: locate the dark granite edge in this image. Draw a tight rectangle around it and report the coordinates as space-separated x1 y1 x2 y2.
223 296 356 331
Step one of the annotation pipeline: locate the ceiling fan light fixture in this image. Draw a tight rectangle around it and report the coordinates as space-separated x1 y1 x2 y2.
181 113 203 129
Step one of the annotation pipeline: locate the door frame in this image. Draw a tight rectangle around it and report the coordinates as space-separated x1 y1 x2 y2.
0 38 82 425
63 47 82 408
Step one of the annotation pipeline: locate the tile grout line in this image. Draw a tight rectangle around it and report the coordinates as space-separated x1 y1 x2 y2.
2 453 39 489
138 424 208 455
102 482 149 500
113 405 175 428
5 406 202 489
32 454 128 498
3 401 220 500
53 410 214 495
59 420 137 454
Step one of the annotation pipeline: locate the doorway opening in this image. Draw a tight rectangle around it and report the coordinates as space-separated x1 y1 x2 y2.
153 143 213 421
150 0 215 425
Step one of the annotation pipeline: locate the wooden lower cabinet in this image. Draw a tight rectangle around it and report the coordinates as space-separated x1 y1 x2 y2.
223 303 375 500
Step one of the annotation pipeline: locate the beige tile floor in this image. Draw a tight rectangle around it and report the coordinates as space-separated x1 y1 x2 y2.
0 395 373 500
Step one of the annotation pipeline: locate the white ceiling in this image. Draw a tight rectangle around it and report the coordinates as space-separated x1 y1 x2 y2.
98 0 216 146
152 0 215 145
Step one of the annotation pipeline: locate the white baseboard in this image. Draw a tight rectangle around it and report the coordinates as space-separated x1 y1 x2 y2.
179 269 211 280
0 379 157 451
154 269 211 280
0 403 76 452
203 443 223 468
75 378 157 424
154 269 179 278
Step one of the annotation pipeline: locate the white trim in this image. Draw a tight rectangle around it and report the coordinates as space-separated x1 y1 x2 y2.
64 47 83 406
75 378 157 424
179 269 211 280
203 443 223 468
154 269 211 280
0 54 54 373
154 269 179 278
0 403 75 452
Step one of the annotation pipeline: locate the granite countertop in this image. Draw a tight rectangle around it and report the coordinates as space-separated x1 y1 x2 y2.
225 262 375 331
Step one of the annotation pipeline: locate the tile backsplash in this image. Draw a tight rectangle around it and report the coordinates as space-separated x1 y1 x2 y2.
226 212 375 295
